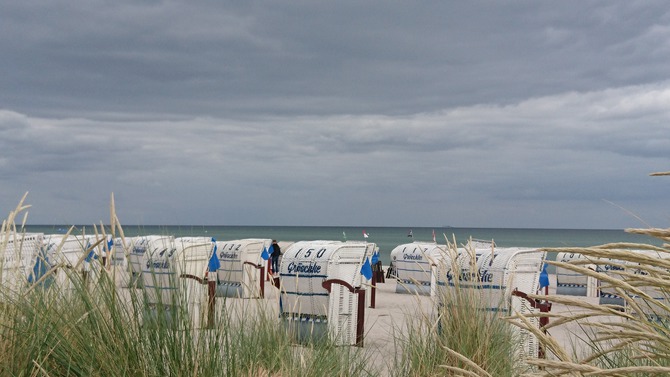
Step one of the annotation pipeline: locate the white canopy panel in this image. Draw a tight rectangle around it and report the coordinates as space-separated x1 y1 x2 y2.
279 240 371 346
215 238 272 298
390 242 446 295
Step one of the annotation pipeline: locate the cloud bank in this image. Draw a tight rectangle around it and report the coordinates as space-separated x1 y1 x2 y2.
1 1 668 228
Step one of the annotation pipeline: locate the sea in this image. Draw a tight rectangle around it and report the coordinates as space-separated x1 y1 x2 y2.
23 225 662 267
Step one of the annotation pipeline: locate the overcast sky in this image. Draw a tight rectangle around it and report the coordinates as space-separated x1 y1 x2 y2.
1 1 669 229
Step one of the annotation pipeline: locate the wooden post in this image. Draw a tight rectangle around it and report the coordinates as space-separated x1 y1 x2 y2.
260 265 265 298
208 279 216 328
370 272 376 309
356 289 365 346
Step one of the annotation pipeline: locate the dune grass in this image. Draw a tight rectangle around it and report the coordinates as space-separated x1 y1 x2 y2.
514 225 670 376
389 240 523 377
0 252 378 376
388 293 521 377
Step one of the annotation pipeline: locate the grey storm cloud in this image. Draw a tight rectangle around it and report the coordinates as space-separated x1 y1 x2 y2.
0 1 669 228
3 1 670 117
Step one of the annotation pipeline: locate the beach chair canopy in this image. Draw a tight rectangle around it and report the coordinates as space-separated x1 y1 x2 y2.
572 249 670 314
215 239 271 279
555 249 668 305
111 236 129 267
214 238 271 298
555 252 599 297
1 232 44 292
139 236 215 328
390 241 446 295
141 237 214 301
279 240 372 346
434 246 546 312
44 234 88 268
434 246 546 360
173 237 216 281
130 235 174 275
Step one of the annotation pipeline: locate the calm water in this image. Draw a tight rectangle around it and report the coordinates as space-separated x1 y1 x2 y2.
23 225 660 266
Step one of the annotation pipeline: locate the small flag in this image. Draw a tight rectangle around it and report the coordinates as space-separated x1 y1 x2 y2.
363 230 369 239
261 246 270 261
360 257 373 280
371 250 379 265
208 238 220 272
407 229 413 238
539 263 550 289
343 231 347 241
432 229 436 243
28 248 49 284
85 248 97 262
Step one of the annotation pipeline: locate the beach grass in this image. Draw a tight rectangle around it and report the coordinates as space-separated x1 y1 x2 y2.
513 225 670 376
0 252 378 376
388 292 521 377
388 240 522 377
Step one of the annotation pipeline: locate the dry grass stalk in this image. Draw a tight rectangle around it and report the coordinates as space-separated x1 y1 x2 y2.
585 366 670 376
440 346 493 377
524 358 603 375
516 220 670 375
624 228 670 243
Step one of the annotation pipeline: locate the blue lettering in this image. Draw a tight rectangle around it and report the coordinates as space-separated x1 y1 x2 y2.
146 260 170 269
601 264 624 272
479 270 493 283
287 261 322 274
219 252 239 260
445 269 493 283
